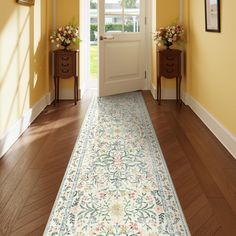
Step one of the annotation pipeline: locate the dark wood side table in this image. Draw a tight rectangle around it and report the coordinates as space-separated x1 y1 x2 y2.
53 49 79 105
157 49 182 104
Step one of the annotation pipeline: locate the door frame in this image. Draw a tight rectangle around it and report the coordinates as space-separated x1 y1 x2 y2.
79 0 91 96
79 0 155 96
145 0 156 91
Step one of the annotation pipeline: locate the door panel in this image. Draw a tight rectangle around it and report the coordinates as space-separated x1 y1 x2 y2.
105 41 140 80
99 0 145 96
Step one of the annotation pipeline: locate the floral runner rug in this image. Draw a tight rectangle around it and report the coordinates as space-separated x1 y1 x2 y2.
44 92 190 236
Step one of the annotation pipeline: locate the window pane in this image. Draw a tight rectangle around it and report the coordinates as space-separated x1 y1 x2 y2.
124 16 140 32
124 0 140 15
105 0 122 14
105 15 123 32
90 0 98 9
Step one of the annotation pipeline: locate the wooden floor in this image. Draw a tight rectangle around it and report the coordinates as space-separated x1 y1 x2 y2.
0 91 236 236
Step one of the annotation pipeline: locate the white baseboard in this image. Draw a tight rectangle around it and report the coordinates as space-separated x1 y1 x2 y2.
79 86 87 99
161 88 177 100
187 94 236 159
47 90 55 104
57 88 82 100
181 92 190 106
59 88 75 100
0 91 54 159
150 83 157 100
150 83 177 100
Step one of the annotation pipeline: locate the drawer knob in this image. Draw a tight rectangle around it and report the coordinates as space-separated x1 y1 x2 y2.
61 63 69 67
62 56 69 60
166 63 174 67
62 69 69 73
166 68 174 73
166 56 174 60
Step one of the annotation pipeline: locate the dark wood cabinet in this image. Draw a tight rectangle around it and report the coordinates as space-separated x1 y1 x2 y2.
53 49 79 105
157 49 182 104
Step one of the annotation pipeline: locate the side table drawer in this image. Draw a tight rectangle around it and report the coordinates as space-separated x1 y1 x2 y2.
159 49 181 78
55 54 75 78
59 57 73 77
162 60 179 78
162 56 178 66
58 67 73 77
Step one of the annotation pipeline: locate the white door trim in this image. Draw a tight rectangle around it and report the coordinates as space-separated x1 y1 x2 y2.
80 0 90 96
145 0 156 91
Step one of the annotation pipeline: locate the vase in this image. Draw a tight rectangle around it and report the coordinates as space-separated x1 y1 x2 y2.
61 42 71 50
164 42 173 49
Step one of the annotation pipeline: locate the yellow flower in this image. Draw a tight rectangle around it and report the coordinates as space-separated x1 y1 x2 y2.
76 233 84 236
111 203 123 217
143 185 150 192
107 226 113 233
121 225 127 233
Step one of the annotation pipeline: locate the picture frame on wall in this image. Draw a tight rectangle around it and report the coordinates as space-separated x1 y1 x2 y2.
16 0 35 6
205 0 220 32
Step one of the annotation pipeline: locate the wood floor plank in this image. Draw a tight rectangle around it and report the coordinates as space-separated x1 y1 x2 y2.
182 184 213 234
0 137 47 212
186 130 236 211
25 179 62 206
194 215 224 236
10 213 49 236
184 193 208 220
210 198 236 235
0 169 41 235
19 193 56 218
26 225 46 236
13 202 52 231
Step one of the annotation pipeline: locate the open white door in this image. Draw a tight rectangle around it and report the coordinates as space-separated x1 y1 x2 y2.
99 0 146 96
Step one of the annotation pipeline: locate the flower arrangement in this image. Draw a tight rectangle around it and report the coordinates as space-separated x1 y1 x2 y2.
50 24 80 50
154 24 184 48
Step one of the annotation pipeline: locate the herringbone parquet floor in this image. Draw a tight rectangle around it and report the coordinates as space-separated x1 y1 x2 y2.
0 91 236 235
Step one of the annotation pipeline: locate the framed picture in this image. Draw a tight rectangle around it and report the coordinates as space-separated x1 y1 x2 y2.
16 0 35 6
205 0 220 32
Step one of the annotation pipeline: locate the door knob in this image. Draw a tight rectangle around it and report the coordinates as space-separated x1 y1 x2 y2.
100 35 114 40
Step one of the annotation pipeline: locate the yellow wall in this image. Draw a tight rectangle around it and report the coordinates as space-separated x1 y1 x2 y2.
157 0 179 28
0 0 51 136
46 1 53 93
152 0 180 87
188 0 236 135
56 0 80 89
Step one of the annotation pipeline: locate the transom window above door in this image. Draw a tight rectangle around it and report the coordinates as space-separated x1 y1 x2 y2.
104 0 141 33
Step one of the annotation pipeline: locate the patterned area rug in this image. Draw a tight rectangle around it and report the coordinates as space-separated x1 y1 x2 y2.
44 92 190 236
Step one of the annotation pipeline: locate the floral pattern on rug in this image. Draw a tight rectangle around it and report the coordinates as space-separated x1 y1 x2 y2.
44 92 190 236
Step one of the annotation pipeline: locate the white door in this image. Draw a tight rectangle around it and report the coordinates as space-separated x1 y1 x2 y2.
99 0 146 96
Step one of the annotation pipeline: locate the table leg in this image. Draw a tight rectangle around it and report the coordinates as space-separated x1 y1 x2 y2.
54 76 57 105
176 77 179 103
74 76 79 105
76 76 79 102
179 75 182 102
157 76 161 105
57 77 60 102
